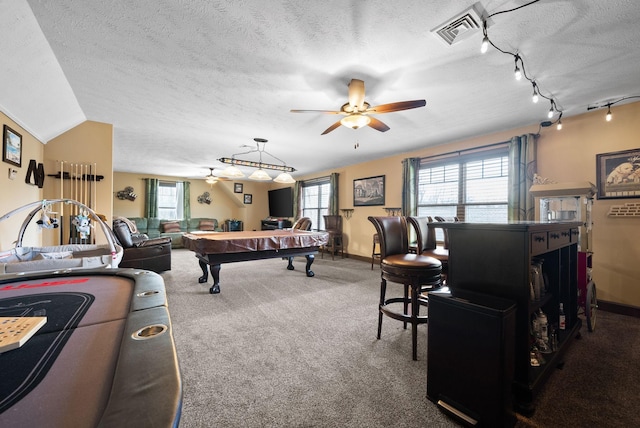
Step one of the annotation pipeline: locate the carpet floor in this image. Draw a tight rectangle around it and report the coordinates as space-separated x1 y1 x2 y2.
161 248 640 427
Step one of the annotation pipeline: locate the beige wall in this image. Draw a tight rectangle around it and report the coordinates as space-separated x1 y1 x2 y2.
113 172 272 231
42 121 114 245
0 112 44 250
296 102 640 307
3 101 640 307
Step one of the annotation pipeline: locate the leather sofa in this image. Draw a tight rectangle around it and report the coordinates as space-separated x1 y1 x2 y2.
112 218 172 272
125 217 222 248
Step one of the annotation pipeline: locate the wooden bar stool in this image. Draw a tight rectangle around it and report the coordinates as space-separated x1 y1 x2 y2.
371 233 381 270
368 216 442 360
407 216 449 284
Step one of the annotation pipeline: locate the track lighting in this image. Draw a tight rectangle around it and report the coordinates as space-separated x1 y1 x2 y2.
514 56 522 81
480 3 566 127
480 21 489 54
557 119 562 130
586 96 640 122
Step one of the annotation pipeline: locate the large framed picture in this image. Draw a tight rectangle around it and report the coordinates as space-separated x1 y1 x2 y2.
596 148 640 199
3 125 22 168
353 175 385 206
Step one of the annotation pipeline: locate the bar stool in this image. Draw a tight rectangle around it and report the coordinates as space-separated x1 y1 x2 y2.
371 233 381 270
407 216 449 284
368 216 442 360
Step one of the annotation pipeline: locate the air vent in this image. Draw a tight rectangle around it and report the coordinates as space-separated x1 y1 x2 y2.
431 3 485 46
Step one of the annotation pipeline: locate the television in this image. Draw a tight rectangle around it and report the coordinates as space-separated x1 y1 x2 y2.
268 187 293 218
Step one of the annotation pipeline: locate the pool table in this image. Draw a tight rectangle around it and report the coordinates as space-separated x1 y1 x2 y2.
182 229 329 294
0 268 182 428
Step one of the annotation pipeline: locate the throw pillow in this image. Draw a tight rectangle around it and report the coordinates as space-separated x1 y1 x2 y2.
199 220 216 231
162 221 182 233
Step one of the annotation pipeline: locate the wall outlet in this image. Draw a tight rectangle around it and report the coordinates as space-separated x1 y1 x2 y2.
8 168 17 179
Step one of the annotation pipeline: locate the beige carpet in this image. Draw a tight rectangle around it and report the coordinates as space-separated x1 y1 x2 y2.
162 248 640 427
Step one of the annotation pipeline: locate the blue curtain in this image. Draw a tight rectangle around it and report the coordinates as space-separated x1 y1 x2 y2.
293 181 301 219
401 157 421 216
508 134 537 220
329 172 339 215
183 181 191 219
144 178 159 218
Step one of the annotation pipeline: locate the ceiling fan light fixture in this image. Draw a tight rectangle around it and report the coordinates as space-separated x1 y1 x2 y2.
274 172 296 184
249 169 272 181
340 114 371 129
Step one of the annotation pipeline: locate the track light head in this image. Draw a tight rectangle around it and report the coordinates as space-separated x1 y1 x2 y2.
606 105 612 121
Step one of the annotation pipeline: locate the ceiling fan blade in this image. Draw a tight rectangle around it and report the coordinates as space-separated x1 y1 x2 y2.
290 109 342 114
367 117 390 132
347 79 366 110
367 99 426 113
321 120 343 135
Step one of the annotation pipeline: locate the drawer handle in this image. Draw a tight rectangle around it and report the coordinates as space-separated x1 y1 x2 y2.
535 236 545 242
561 231 570 237
550 233 560 239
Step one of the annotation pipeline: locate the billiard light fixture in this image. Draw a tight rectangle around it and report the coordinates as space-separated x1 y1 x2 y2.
218 138 296 183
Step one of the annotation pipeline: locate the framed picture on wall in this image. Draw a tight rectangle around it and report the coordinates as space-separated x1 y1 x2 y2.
596 148 640 199
3 124 22 168
244 194 252 204
234 183 243 193
353 175 385 206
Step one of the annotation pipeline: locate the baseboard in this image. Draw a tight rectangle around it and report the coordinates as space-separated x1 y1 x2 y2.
598 300 640 319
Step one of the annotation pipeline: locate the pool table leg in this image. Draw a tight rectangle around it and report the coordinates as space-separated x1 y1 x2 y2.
198 259 209 283
305 254 315 277
198 258 221 294
209 264 221 294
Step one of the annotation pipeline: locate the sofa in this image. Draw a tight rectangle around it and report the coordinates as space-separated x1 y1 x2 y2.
112 218 172 272
126 217 222 248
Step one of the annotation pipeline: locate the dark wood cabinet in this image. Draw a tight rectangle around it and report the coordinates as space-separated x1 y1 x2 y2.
261 219 292 230
443 221 582 414
224 220 243 232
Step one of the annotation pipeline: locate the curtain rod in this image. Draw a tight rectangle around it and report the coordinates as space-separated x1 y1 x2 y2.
418 139 511 163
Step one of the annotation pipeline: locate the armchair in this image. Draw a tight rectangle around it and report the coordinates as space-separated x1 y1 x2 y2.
113 217 172 273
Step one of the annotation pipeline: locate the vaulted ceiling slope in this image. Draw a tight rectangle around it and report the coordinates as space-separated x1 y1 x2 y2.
3 1 640 179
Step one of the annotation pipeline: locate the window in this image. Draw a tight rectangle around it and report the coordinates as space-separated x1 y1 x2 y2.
418 149 509 224
301 178 330 231
157 181 184 219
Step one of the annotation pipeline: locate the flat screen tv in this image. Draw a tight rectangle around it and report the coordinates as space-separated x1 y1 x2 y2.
268 187 293 218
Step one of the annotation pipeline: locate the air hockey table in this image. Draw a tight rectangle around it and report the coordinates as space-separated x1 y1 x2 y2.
0 268 182 428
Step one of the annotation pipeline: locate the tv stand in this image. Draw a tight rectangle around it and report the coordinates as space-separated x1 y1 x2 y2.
261 219 292 230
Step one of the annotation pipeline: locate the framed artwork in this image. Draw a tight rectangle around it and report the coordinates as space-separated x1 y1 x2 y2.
244 194 252 204
3 125 22 168
234 183 243 193
353 175 385 206
596 148 640 199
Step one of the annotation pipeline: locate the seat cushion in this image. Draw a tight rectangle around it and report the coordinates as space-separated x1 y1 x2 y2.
382 253 441 270
161 221 182 233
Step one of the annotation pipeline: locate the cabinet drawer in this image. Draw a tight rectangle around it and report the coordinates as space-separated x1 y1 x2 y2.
548 228 571 250
569 227 580 243
531 232 548 255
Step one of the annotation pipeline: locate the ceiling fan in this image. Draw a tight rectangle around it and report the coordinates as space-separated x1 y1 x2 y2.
291 79 426 135
204 167 230 184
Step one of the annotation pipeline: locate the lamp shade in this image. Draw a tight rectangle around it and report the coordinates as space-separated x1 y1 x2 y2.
274 172 296 183
249 169 272 181
340 114 371 129
222 165 245 178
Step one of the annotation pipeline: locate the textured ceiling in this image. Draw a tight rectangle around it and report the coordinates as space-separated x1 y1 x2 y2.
2 0 640 180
